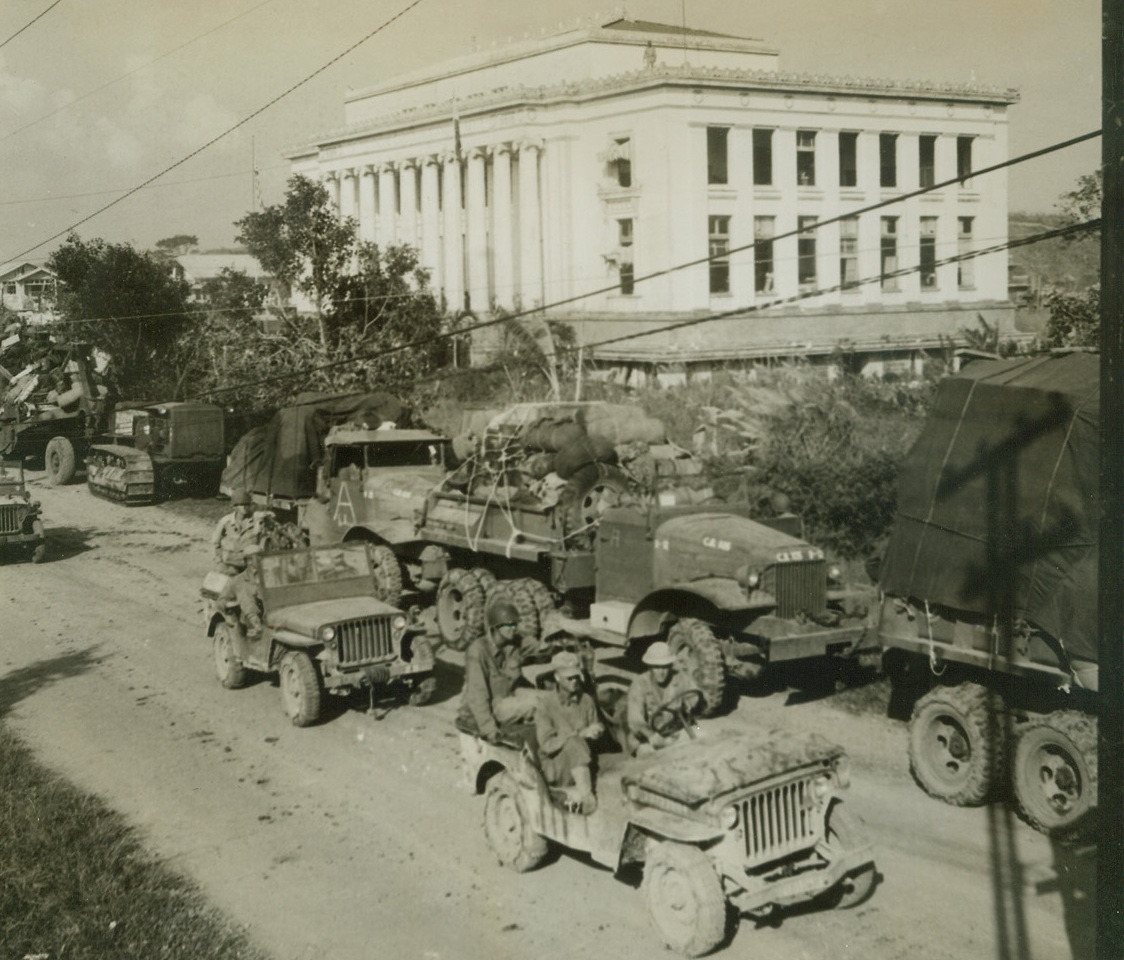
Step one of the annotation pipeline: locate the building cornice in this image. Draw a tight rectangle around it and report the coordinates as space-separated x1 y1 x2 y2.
287 62 1019 157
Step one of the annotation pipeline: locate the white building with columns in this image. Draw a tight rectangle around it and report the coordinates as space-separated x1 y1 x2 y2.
287 16 1019 376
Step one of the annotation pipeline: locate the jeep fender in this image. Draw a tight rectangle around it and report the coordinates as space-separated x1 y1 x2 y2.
627 580 772 643
616 817 724 873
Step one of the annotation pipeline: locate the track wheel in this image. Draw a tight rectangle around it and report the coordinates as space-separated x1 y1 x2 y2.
1012 711 1097 840
483 771 548 872
278 649 323 727
908 682 1005 806
435 569 486 652
667 619 727 716
642 841 727 957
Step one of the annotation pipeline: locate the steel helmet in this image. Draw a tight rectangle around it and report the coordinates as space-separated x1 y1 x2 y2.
486 596 520 629
642 641 676 667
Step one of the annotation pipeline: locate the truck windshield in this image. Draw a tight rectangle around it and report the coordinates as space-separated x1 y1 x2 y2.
364 442 444 468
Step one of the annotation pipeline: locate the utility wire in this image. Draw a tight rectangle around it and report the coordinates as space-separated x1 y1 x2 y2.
0 0 276 145
0 0 63 52
189 218 1099 399
3 0 429 263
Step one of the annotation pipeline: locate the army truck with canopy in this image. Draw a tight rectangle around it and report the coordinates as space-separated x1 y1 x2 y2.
877 352 1099 838
417 402 874 714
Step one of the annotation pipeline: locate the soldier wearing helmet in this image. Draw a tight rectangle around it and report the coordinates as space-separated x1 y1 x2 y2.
211 489 260 574
626 640 696 756
457 593 539 742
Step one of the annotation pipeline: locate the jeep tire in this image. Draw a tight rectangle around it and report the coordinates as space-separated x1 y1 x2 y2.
643 841 727 957
483 771 547 872
278 649 323 727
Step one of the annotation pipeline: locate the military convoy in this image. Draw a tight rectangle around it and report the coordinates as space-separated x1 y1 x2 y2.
876 352 1099 839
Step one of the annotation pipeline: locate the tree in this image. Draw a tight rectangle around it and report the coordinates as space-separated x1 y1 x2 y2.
152 234 199 260
1039 171 1102 350
48 234 193 400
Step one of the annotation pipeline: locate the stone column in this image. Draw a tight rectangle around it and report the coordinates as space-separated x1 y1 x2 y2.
517 139 543 308
397 159 419 249
324 172 341 216
359 165 377 242
491 143 515 310
377 164 397 247
340 168 359 225
465 147 489 312
420 156 443 291
442 151 465 311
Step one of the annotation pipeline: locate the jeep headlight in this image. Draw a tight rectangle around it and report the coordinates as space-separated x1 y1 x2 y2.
392 615 407 633
720 805 739 830
319 625 336 643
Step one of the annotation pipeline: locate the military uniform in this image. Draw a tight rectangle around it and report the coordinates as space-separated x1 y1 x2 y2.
626 667 693 755
457 636 537 738
536 683 598 787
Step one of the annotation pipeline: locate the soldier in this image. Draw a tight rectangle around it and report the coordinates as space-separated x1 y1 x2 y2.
626 641 696 756
212 490 266 638
536 650 602 814
457 597 539 741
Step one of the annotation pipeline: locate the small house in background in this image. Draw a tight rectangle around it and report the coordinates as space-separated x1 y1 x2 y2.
0 261 58 318
171 253 315 331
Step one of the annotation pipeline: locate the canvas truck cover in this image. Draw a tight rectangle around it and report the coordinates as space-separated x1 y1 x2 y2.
221 392 408 501
879 352 1100 663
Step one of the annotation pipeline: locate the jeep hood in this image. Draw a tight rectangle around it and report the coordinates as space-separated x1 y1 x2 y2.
624 728 841 807
268 596 398 634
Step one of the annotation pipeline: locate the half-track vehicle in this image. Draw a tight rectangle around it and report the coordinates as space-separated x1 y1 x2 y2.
419 402 874 714
201 542 436 725
86 401 225 504
459 679 875 957
877 352 1099 839
0 459 45 563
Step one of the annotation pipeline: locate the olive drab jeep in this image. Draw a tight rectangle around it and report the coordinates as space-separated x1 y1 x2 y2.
459 679 876 956
201 543 436 725
0 459 45 563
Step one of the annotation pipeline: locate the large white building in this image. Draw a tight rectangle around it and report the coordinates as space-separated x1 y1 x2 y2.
288 16 1019 375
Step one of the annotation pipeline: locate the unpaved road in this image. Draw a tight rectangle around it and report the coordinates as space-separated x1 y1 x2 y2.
0 474 1092 960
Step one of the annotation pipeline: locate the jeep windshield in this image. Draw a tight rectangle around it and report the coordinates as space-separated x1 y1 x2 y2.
260 546 369 588
0 460 25 492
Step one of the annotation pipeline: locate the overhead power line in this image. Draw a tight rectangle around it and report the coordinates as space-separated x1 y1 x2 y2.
0 0 63 52
3 0 429 263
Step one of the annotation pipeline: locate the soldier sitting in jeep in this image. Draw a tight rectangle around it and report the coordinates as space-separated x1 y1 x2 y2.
535 650 603 814
625 641 700 756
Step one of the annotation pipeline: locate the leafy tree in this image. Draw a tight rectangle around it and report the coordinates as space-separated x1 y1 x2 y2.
48 234 192 399
1038 171 1102 350
152 234 199 260
199 268 267 320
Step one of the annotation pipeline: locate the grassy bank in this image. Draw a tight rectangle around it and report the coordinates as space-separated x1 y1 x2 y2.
0 723 266 960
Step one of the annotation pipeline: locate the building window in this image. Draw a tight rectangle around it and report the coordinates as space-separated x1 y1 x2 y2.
618 218 634 294
879 133 898 188
798 216 818 290
707 127 729 185
839 132 858 187
754 216 775 293
958 216 975 288
796 130 816 186
709 216 731 294
752 129 773 185
881 216 899 292
957 136 974 183
920 217 938 289
840 216 859 291
919 135 936 189
610 137 632 188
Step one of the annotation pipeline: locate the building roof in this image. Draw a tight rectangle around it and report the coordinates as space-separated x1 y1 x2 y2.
599 17 757 41
0 261 55 282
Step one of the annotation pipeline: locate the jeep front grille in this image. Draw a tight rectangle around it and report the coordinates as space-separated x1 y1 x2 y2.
335 617 395 665
741 777 820 865
0 503 25 535
766 560 826 619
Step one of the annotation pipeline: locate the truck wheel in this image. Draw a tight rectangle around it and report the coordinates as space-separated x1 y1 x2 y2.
470 567 495 592
366 543 404 606
436 569 486 652
278 650 323 727
908 682 1005 806
213 623 248 690
44 437 77 485
820 806 876 909
1012 711 1097 840
558 463 629 546
668 620 726 717
642 841 727 957
407 676 437 707
483 771 548 872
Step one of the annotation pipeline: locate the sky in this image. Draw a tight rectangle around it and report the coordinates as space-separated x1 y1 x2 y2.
0 0 1101 266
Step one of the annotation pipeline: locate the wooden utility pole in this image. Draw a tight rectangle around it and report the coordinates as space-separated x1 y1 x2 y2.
1099 1 1124 955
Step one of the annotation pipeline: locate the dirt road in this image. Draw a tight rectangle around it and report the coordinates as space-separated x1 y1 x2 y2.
0 475 1091 960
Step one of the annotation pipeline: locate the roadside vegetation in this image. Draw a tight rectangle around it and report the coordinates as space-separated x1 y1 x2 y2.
0 722 266 960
